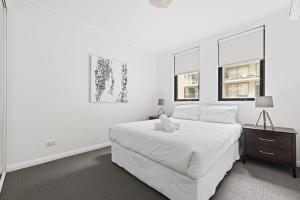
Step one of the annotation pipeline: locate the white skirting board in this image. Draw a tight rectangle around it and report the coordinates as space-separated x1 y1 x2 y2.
5 142 300 172
7 142 111 172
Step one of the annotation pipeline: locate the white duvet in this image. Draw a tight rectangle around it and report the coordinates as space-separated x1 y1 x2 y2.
109 118 242 179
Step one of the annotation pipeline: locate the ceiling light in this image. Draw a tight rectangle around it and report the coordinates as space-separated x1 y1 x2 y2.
289 0 300 20
149 0 173 8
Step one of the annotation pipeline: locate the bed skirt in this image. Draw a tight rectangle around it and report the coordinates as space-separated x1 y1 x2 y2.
111 141 240 200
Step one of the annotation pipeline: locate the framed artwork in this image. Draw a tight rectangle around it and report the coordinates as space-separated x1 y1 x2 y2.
90 55 128 103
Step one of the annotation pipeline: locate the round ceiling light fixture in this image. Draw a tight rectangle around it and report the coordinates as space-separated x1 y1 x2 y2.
149 0 173 8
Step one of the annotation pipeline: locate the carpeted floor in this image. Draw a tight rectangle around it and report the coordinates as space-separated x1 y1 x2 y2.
0 147 299 200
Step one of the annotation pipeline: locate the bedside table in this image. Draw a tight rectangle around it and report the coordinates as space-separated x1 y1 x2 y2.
149 115 159 120
242 124 297 178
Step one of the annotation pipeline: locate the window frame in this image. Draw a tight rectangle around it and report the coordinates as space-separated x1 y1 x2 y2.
217 25 265 101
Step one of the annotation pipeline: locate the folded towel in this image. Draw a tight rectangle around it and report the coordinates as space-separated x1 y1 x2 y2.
154 122 180 130
159 114 176 132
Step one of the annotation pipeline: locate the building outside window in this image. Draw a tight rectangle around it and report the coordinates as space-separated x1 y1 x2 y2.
222 60 261 99
177 72 199 99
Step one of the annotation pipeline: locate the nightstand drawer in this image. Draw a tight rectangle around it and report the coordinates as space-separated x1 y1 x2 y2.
246 130 291 151
246 144 291 163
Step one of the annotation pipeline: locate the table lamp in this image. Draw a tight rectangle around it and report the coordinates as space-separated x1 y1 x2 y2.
255 96 274 129
158 99 165 116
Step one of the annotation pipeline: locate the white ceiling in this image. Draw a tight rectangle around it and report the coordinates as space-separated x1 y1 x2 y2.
30 0 290 54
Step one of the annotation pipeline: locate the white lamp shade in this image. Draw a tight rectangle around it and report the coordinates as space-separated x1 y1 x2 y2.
255 96 274 108
158 99 165 106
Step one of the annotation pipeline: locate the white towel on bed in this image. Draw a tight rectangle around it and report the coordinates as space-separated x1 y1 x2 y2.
154 122 180 130
159 115 176 132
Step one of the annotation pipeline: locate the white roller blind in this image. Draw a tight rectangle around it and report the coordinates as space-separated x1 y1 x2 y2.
218 27 264 66
174 47 199 75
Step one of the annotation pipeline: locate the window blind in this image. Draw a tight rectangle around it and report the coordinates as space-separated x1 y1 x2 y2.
174 47 199 75
218 26 264 66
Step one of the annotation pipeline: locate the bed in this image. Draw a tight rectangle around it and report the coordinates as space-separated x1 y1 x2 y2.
109 114 242 200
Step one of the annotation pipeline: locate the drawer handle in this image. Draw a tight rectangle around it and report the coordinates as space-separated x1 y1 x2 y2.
259 150 274 155
258 138 275 142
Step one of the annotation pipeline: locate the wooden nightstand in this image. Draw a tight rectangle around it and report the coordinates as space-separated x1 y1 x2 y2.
242 124 297 178
149 115 159 120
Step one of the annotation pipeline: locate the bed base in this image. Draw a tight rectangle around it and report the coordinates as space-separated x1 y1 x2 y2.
111 141 240 200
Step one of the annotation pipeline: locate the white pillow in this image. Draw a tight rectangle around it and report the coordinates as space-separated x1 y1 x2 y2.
200 106 238 124
172 104 202 120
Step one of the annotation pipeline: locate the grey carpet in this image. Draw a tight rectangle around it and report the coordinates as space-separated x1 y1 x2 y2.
0 147 299 200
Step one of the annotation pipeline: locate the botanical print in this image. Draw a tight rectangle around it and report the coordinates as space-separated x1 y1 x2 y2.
94 58 114 102
116 64 128 103
90 55 128 103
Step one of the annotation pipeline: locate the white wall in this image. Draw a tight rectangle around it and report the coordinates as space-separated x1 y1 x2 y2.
6 0 157 169
157 11 300 163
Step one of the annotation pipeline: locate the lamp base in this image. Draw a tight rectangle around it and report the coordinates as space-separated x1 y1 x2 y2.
255 109 274 130
158 107 164 116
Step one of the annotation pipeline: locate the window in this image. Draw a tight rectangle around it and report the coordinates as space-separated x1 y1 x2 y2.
221 60 263 99
174 47 199 101
218 26 265 101
177 72 199 99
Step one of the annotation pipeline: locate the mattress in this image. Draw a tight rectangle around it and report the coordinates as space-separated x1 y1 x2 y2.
109 118 242 179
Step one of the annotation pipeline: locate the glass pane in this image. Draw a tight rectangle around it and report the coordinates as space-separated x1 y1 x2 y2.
177 72 199 100
222 61 260 99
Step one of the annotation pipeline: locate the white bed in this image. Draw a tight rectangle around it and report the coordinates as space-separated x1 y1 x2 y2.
109 118 242 200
